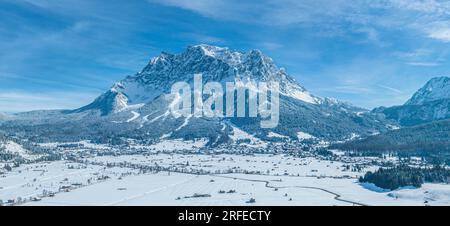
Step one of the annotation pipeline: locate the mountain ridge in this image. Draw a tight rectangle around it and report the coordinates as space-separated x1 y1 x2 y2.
405 76 450 105
1 45 395 146
372 76 450 126
74 44 323 115
336 76 450 160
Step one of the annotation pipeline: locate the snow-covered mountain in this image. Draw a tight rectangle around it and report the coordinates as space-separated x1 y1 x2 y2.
405 77 450 105
74 45 320 115
335 76 450 156
373 76 450 126
1 45 393 146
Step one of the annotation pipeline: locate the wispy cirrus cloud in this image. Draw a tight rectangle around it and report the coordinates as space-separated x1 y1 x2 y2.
376 84 403 94
150 0 450 43
2 0 450 111
375 0 450 43
393 48 442 67
149 0 370 29
405 62 441 67
177 32 226 45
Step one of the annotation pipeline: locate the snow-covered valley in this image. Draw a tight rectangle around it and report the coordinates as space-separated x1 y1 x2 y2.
1 143 449 206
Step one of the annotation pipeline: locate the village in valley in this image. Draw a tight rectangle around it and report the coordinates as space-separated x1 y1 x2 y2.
1 137 449 206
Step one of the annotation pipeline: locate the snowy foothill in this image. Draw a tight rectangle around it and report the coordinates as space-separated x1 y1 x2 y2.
0 141 42 161
297 132 315 140
267 132 289 139
229 125 268 148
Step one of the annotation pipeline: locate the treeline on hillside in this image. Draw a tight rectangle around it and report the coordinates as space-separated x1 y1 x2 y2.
0 133 61 164
330 119 450 164
359 165 450 190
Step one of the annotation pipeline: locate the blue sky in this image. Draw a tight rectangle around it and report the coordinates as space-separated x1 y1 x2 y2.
1 0 450 112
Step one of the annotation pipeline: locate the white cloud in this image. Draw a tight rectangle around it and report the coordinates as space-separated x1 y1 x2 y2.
394 49 441 67
178 32 225 44
381 0 450 15
376 1 450 43
150 0 360 26
153 0 225 17
393 49 433 59
149 0 260 23
428 27 450 42
150 0 450 43
328 86 373 94
406 62 441 67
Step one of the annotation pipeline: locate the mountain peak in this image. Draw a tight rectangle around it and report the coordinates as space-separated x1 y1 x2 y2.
247 49 264 56
190 44 229 55
243 49 272 65
405 76 450 105
185 44 243 66
77 45 323 115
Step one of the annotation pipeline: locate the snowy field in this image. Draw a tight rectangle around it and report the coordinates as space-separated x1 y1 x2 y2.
1 153 449 206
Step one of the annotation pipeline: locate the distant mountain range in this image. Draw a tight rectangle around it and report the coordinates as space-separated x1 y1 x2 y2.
0 45 396 146
335 76 450 162
373 77 450 126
